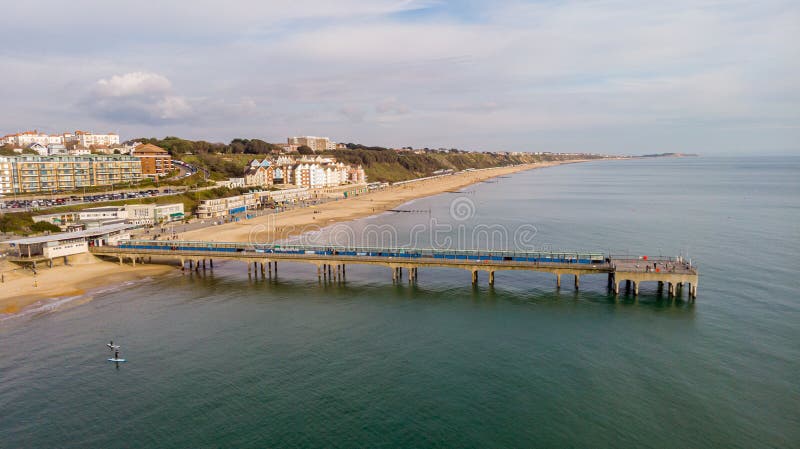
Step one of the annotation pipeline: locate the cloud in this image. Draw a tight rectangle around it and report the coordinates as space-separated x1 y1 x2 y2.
0 0 797 153
339 105 367 122
376 98 410 115
86 72 193 124
94 72 172 97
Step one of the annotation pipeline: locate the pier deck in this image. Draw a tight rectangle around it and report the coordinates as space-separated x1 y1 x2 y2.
90 240 699 299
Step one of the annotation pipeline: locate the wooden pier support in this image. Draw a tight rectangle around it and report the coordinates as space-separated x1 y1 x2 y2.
471 270 478 285
556 274 561 288
489 270 495 286
574 274 580 290
633 281 639 296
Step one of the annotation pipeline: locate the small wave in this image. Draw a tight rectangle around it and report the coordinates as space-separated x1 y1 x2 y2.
0 294 87 322
0 276 157 322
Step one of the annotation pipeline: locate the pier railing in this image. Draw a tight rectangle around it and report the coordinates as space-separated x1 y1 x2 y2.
116 239 607 264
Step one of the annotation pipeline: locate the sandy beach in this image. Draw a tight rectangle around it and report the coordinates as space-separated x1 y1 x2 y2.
1 161 583 316
182 161 579 243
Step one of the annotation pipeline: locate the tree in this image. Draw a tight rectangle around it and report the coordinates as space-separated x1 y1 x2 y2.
0 144 18 156
297 145 314 155
30 221 61 234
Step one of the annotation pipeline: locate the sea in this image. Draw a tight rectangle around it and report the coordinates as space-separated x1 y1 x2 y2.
0 156 798 448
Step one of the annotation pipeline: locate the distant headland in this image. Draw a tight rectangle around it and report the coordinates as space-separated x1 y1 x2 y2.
639 152 699 158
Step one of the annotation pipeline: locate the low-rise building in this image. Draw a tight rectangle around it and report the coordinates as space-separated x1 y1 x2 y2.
1 223 136 260
219 177 245 188
196 193 260 219
265 187 311 204
125 203 185 225
78 206 127 222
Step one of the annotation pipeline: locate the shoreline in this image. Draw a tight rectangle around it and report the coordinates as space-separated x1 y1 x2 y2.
1 160 590 317
180 160 588 243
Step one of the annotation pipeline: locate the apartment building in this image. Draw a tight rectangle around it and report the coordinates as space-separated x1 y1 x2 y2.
132 143 173 178
244 159 274 187
0 155 142 194
68 131 120 148
287 136 336 152
0 130 66 147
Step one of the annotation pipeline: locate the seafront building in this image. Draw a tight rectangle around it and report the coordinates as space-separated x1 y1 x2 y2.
2 223 136 261
244 156 366 189
196 188 311 219
0 154 143 194
196 192 261 219
33 203 185 229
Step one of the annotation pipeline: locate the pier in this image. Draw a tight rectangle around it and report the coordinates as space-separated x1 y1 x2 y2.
91 240 699 299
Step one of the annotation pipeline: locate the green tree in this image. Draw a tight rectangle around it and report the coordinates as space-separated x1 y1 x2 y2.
297 145 314 155
30 221 61 233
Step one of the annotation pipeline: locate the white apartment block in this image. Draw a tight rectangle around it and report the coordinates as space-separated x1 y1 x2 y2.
1 131 65 147
68 131 120 147
2 130 120 149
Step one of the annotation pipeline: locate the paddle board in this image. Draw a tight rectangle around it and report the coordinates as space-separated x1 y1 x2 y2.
107 358 127 362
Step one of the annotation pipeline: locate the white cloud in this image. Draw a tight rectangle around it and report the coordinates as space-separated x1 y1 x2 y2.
156 96 193 120
87 72 193 124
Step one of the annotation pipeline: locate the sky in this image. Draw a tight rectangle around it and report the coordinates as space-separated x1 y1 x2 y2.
1 0 798 155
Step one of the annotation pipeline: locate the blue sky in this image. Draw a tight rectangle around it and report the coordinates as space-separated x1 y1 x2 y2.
1 0 798 154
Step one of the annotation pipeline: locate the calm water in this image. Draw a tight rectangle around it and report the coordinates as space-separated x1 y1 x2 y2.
1 157 798 448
